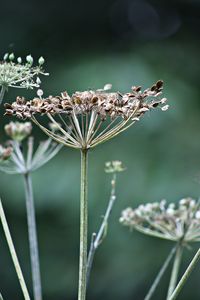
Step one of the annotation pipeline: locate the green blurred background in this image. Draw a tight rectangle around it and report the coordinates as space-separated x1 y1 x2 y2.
1 0 200 299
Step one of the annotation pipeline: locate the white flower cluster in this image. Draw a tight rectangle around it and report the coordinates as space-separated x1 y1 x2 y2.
5 121 32 142
0 53 48 90
105 161 125 173
120 198 200 242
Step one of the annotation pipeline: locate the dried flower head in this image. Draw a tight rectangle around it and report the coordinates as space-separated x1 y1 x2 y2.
0 53 48 105
120 198 200 243
5 81 168 149
0 144 12 161
105 160 125 173
0 121 62 174
5 121 32 142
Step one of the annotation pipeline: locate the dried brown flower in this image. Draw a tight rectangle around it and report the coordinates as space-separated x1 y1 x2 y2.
5 81 168 149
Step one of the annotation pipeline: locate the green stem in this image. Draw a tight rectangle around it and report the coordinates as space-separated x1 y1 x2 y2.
23 173 42 300
0 199 31 300
144 246 176 300
167 243 183 299
86 173 117 287
169 248 200 300
0 85 6 105
78 149 88 300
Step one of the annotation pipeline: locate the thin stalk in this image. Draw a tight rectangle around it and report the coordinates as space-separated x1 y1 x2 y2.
144 246 176 300
167 243 183 299
86 173 117 287
78 149 88 300
0 199 31 300
169 248 200 300
0 85 6 105
23 173 42 300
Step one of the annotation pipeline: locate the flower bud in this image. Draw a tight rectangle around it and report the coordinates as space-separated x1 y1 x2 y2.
17 57 22 64
3 53 9 60
38 56 45 65
9 53 15 61
5 121 32 142
26 55 33 65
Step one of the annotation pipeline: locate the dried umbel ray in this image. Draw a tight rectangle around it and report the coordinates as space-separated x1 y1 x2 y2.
120 198 200 243
5 81 168 150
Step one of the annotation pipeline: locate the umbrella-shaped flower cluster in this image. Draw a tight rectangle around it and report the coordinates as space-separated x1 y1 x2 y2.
120 198 200 242
5 80 168 150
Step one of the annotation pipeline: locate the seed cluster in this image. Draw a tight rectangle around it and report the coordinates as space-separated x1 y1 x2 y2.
5 81 167 120
5 121 32 142
120 198 200 242
0 145 12 161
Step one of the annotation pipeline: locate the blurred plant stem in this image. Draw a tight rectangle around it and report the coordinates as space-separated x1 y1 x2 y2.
78 149 88 300
167 242 183 299
169 247 200 300
0 199 31 300
87 172 117 287
0 85 6 105
23 173 42 300
144 246 176 300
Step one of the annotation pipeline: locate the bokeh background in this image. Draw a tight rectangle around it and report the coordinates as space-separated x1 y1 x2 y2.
1 0 200 299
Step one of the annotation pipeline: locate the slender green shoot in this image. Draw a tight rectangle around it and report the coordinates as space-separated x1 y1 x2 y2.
0 199 31 300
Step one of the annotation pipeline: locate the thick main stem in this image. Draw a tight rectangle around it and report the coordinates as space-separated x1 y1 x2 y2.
78 149 88 300
23 173 42 300
169 248 200 300
167 243 183 299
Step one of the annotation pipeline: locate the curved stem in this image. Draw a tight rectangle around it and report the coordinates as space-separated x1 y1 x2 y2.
86 173 117 287
78 149 88 300
23 173 42 300
144 246 176 300
0 199 31 300
169 248 200 300
167 243 183 299
0 85 6 105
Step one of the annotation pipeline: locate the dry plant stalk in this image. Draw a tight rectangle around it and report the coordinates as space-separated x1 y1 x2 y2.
5 81 167 300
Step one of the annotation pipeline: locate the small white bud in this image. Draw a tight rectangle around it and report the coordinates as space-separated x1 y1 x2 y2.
104 83 112 91
3 53 9 60
37 89 43 98
9 53 15 61
17 57 22 64
38 56 45 65
26 55 33 65
161 105 169 111
36 77 41 85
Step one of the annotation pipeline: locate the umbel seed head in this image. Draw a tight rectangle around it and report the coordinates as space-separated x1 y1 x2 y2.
120 198 200 243
5 121 32 142
5 81 168 150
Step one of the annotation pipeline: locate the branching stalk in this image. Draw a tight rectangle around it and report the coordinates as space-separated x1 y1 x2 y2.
86 173 117 287
0 199 31 300
144 246 176 300
167 243 183 299
78 149 88 300
23 173 42 300
169 248 200 300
